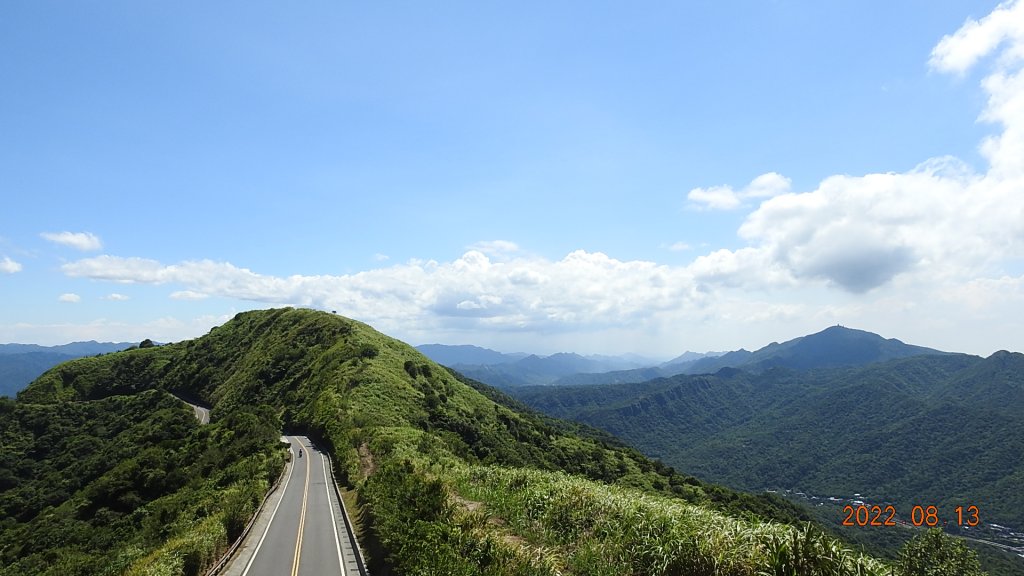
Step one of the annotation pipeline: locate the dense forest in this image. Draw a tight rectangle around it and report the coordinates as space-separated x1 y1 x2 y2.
0 387 284 575
0 308 994 574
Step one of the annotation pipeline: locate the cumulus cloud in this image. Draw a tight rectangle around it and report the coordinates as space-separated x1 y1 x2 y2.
929 0 1024 75
103 293 130 301
0 256 21 273
58 293 81 303
928 0 1024 181
63 250 699 334
733 161 984 292
40 231 103 251
687 1 1024 293
687 172 791 210
667 242 691 252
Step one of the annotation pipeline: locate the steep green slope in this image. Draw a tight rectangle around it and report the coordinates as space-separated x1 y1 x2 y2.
6 308 987 575
512 353 1024 573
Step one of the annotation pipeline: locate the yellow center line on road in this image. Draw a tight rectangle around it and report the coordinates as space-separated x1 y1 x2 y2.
241 438 296 576
291 440 311 576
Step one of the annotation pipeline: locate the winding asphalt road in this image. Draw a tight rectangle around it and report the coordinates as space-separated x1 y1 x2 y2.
223 436 364 576
191 403 210 425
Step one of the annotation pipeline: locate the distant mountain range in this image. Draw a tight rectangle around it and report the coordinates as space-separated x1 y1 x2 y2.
0 341 135 397
0 341 136 357
414 344 529 366
416 345 668 387
420 326 946 388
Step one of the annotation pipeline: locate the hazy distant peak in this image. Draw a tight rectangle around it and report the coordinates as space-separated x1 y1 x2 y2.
681 326 947 375
415 344 525 366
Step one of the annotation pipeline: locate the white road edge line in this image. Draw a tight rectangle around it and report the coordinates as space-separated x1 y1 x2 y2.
241 437 298 576
321 452 346 576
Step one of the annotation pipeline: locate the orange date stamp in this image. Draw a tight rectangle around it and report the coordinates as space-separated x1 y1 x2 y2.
842 504 980 527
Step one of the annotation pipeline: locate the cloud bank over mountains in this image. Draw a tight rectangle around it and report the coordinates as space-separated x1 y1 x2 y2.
51 1 1024 353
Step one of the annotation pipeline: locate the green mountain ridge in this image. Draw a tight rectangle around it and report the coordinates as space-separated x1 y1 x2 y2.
1 309 990 575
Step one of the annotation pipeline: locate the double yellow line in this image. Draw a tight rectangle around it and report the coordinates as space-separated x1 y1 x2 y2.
291 442 311 576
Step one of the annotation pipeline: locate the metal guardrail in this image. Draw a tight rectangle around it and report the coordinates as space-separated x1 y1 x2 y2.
327 453 370 575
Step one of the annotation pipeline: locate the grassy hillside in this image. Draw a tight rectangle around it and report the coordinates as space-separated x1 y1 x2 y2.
512 354 1024 574
4 308 989 575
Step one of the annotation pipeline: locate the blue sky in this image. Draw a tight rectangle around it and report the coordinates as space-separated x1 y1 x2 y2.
2 1 1023 357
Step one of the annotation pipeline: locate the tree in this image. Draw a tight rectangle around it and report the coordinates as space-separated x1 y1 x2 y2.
897 528 984 576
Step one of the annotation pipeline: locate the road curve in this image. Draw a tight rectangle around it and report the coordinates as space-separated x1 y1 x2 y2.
221 436 364 576
172 393 211 425
192 404 210 425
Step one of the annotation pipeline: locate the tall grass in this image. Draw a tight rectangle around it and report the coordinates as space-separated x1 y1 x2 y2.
451 466 890 576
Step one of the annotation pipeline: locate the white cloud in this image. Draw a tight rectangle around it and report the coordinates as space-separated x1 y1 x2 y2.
667 242 691 252
467 240 520 257
102 293 130 301
0 256 21 273
731 161 986 293
687 185 741 210
745 172 792 198
373 253 390 262
687 172 791 210
58 293 81 303
689 247 795 290
62 250 699 335
929 0 1024 75
52 243 1024 355
171 290 210 300
40 231 103 251
929 0 1024 180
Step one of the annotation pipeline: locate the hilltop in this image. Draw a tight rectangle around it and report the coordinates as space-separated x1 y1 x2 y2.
680 325 948 374
1 309 985 575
